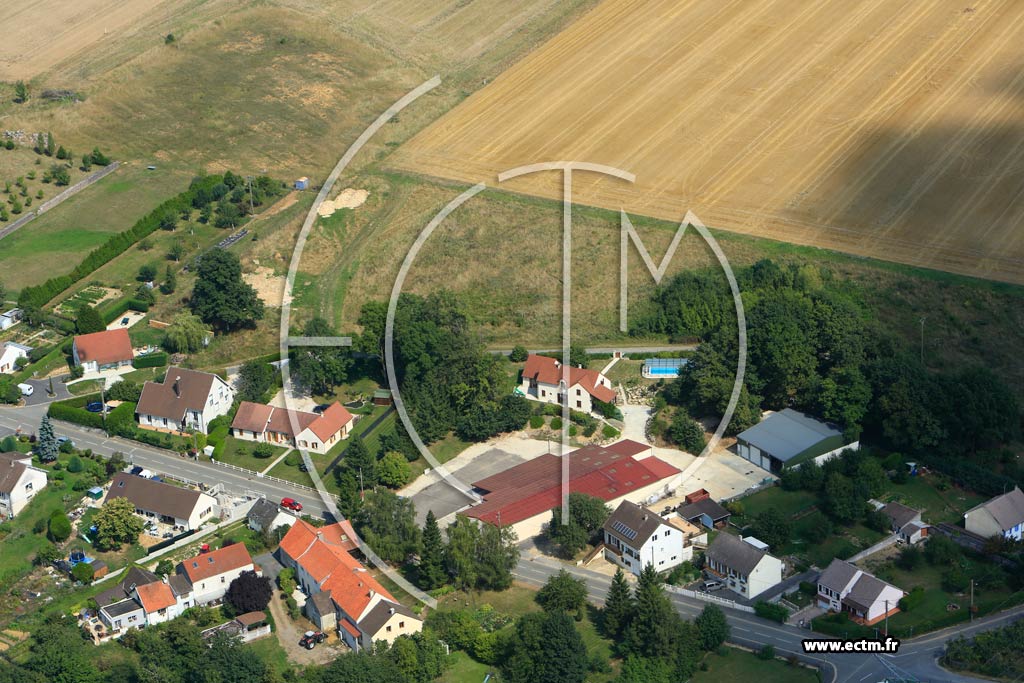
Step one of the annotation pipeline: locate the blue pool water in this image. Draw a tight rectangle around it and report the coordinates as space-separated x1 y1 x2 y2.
647 367 679 376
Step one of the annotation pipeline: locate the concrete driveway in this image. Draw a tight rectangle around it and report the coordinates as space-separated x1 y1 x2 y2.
410 447 533 525
255 551 284 586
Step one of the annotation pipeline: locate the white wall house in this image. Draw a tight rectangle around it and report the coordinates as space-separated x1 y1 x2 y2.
0 342 31 374
602 501 690 575
137 366 234 434
518 353 617 414
964 487 1024 542
72 328 134 375
176 543 257 606
0 452 47 518
817 558 904 626
704 533 784 599
106 473 217 531
231 401 354 454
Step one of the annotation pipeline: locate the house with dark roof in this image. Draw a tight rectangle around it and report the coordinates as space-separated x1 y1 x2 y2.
72 329 134 374
464 440 682 540
277 519 422 651
817 559 904 625
247 497 298 534
176 543 257 605
602 501 689 575
231 401 353 454
0 451 47 518
106 472 217 531
735 408 858 472
136 366 234 434
518 353 617 414
704 533 784 599
964 487 1024 542
96 567 195 634
677 497 731 529
880 502 929 544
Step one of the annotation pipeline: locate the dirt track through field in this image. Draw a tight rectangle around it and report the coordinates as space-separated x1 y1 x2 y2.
394 0 1024 285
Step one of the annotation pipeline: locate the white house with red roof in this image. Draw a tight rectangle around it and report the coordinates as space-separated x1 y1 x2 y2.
277 519 422 651
72 328 134 374
518 353 617 414
175 542 258 606
231 401 354 454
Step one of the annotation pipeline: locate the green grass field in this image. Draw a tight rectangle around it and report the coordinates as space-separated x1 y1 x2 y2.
880 475 988 525
216 437 288 473
0 164 191 292
693 648 817 683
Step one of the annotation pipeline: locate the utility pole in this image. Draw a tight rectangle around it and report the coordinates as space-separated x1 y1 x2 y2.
884 599 889 637
246 175 255 216
358 466 364 500
970 579 974 622
919 316 927 365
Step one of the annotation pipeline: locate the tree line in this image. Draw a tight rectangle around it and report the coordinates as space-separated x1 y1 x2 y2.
634 259 1022 492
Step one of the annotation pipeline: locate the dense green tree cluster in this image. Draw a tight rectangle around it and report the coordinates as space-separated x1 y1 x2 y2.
289 316 352 395
190 249 264 331
545 492 612 558
358 293 530 444
236 360 277 403
640 259 1022 491
599 565 704 679
944 619 1024 680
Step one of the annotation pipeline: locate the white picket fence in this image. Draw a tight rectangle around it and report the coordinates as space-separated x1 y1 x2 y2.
207 458 317 493
666 584 755 613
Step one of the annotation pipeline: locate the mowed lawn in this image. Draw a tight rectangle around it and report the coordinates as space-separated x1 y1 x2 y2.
693 648 817 683
0 164 191 292
879 474 988 525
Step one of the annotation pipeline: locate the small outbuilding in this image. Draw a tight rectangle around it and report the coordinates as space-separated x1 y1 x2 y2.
294 177 309 190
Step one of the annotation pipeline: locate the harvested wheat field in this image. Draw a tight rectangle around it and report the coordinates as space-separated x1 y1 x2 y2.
0 0 180 80
394 0 1024 284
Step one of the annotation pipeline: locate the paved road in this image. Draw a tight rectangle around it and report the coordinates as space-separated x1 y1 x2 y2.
486 344 698 355
21 377 71 406
5 401 1020 681
514 556 1021 683
0 403 331 519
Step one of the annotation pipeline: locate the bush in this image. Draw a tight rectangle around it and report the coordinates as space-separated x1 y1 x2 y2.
899 586 926 612
754 601 788 623
48 510 72 542
132 352 168 369
67 456 83 473
71 562 95 583
602 424 619 439
529 415 544 429
48 401 104 430
550 417 563 431
758 645 775 660
509 345 529 362
253 443 275 459
284 452 301 467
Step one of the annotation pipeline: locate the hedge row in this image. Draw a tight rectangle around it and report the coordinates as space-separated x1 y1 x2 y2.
18 174 227 309
754 601 789 623
133 352 168 369
48 401 104 430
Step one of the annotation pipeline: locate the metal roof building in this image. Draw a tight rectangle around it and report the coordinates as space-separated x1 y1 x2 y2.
735 408 854 472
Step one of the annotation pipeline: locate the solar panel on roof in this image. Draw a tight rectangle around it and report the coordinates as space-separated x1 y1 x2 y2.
611 520 637 540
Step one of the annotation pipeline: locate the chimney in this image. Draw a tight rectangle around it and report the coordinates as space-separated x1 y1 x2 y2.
173 376 182 398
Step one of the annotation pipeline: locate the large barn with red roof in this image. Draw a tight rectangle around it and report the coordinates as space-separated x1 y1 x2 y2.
464 439 683 539
276 519 421 651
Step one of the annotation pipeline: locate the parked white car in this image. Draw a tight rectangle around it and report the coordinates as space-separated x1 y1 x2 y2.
17 383 33 397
